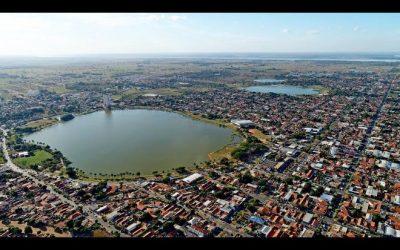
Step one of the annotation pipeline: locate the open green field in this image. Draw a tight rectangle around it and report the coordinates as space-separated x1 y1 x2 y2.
310 85 331 95
389 89 400 98
121 87 183 99
14 150 53 168
0 220 71 237
0 150 4 164
48 85 68 94
208 144 240 162
24 117 59 130
248 128 271 144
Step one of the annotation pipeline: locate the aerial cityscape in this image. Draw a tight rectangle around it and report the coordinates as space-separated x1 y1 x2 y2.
0 13 400 238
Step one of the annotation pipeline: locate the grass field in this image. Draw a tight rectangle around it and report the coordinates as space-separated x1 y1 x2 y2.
389 90 400 98
310 85 331 95
93 229 112 237
24 117 59 130
48 85 68 94
248 129 271 144
0 221 71 237
182 111 239 131
14 150 53 168
7 134 17 145
208 144 240 162
122 87 182 98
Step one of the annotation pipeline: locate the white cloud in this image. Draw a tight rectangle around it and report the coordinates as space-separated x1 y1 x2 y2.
281 28 289 33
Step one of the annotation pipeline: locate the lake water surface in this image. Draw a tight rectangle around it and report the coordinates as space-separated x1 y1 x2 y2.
254 79 285 83
24 109 237 175
245 84 319 96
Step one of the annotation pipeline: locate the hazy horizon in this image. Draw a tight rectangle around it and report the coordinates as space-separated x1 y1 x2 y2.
0 13 400 56
1 51 400 58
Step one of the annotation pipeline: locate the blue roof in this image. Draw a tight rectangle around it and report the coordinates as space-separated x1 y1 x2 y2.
249 216 265 225
320 193 334 203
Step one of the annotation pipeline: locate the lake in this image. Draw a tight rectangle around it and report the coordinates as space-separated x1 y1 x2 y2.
254 79 286 83
24 109 238 175
245 84 319 96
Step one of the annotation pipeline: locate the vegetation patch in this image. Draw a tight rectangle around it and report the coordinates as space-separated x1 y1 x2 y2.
231 136 268 161
14 150 53 168
24 118 59 130
248 129 271 144
60 113 75 122
209 144 239 162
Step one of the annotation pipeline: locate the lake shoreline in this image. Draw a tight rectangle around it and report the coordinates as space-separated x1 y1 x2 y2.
21 107 243 182
244 84 321 96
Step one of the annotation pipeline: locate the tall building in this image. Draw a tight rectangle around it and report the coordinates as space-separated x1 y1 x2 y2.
103 95 112 109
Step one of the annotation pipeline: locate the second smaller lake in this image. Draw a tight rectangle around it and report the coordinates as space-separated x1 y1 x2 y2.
254 79 286 83
245 84 319 96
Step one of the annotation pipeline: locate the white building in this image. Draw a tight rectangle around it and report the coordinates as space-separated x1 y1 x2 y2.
126 222 141 233
182 173 203 184
103 95 112 109
231 119 255 128
17 151 29 157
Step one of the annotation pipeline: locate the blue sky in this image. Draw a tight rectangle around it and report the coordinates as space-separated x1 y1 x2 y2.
0 13 399 56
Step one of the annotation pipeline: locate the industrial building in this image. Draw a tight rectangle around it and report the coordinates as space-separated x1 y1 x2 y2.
231 119 255 128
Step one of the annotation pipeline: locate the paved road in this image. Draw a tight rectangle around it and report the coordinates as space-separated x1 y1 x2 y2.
0 128 129 237
132 179 252 237
196 210 252 237
328 83 393 237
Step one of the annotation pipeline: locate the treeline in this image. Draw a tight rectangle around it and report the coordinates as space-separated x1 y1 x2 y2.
231 136 268 161
60 114 75 122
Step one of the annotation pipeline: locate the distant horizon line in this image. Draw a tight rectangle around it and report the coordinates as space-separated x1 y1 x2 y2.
0 51 400 58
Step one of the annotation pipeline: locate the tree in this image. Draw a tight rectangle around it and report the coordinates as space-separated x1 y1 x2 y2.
24 226 33 234
139 212 153 222
257 179 267 187
301 182 312 193
175 166 186 174
26 192 34 199
220 157 230 166
76 190 86 197
284 177 293 185
60 113 75 122
66 167 77 179
232 150 247 161
246 198 258 213
8 226 22 235
291 131 306 139
162 220 175 232
215 190 226 199
319 150 329 159
66 220 74 229
162 176 170 184
208 171 219 179
15 208 23 214
312 186 325 197
239 171 253 184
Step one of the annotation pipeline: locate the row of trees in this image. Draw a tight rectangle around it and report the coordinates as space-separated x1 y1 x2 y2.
231 136 268 161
